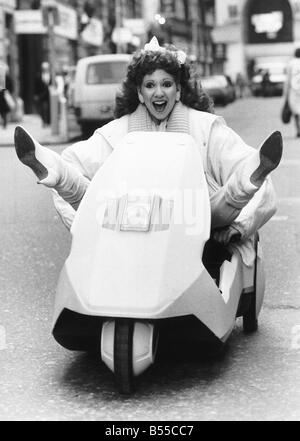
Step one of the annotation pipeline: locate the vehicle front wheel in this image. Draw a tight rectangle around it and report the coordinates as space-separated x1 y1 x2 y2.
114 319 134 395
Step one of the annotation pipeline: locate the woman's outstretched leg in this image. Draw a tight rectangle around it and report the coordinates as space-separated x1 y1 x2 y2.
210 130 283 230
14 126 89 210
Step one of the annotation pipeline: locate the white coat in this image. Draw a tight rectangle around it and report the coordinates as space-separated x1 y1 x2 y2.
52 107 276 265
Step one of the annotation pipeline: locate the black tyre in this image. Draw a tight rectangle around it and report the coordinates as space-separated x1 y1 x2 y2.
243 294 258 333
114 319 134 395
243 235 259 333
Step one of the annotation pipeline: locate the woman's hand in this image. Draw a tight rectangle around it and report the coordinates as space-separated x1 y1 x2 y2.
213 225 242 246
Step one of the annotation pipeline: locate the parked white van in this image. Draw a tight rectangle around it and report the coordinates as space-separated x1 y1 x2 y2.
73 54 132 136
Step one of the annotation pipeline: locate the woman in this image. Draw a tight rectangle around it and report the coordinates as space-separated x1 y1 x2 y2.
14 38 282 262
284 47 300 137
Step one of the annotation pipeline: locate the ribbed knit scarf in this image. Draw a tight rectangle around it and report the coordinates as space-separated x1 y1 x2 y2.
128 101 189 133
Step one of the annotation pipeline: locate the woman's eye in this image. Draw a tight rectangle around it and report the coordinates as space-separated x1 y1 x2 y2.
145 83 154 88
163 81 173 87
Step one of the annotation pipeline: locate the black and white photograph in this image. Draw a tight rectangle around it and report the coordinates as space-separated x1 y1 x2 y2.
0 0 299 423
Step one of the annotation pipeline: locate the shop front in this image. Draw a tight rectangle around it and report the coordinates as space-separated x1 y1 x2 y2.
244 0 295 65
15 2 78 113
0 0 18 93
213 0 299 80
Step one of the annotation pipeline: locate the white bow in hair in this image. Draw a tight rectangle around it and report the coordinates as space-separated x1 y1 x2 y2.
144 36 162 51
143 36 187 65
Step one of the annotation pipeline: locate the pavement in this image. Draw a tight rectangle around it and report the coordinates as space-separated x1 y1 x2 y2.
0 111 82 147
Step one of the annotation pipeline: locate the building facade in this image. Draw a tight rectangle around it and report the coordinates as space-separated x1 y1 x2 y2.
213 0 300 80
148 0 215 76
3 0 148 113
0 0 18 93
0 0 217 113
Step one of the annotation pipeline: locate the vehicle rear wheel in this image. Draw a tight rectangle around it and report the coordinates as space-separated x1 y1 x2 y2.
243 236 259 333
243 294 258 333
114 319 134 394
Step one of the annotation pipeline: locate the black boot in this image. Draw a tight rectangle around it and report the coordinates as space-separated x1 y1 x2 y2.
250 131 283 187
14 126 49 181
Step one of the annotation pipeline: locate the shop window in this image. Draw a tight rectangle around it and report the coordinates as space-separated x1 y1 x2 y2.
228 4 238 19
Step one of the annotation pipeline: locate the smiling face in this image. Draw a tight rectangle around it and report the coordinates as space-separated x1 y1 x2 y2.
138 69 181 123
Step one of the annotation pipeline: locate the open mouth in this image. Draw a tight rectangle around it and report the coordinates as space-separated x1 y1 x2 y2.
152 101 167 113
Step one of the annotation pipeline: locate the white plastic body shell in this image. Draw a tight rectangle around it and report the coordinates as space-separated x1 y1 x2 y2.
53 132 265 375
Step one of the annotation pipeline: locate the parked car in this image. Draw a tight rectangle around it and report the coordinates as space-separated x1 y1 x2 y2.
200 74 236 106
73 54 132 137
251 63 287 97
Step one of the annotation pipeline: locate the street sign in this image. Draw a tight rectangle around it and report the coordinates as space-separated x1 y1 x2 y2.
14 10 47 34
14 6 77 40
54 4 77 40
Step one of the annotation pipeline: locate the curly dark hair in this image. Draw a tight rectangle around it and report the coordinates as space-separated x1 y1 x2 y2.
114 47 214 118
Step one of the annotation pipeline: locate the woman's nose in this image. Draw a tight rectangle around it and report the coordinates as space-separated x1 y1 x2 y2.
154 85 164 97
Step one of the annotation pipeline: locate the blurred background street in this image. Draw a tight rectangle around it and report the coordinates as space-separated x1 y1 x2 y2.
0 0 298 143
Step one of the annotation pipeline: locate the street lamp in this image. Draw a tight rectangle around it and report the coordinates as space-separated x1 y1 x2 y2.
154 14 166 25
